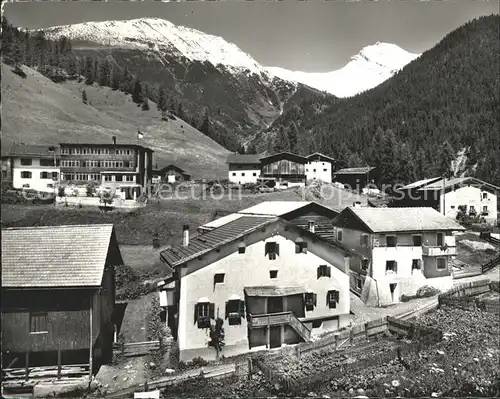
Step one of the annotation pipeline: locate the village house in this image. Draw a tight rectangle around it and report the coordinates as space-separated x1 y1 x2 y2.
226 154 261 185
197 201 339 243
305 153 336 183
7 144 60 193
1 225 121 381
1 154 13 186
396 177 499 225
152 164 191 184
332 207 465 307
333 167 378 192
260 152 308 188
59 138 154 200
159 215 353 362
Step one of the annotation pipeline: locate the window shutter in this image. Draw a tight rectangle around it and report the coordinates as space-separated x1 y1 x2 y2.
225 301 229 319
317 267 321 279
360 235 364 245
313 293 317 307
295 244 300 254
209 303 215 319
326 266 331 277
334 290 339 302
239 300 245 317
394 261 398 271
194 304 199 324
275 243 280 256
265 243 269 256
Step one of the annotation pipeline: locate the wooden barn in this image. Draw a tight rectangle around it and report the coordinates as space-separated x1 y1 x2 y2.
1 224 122 382
260 152 308 187
333 167 378 192
153 164 191 184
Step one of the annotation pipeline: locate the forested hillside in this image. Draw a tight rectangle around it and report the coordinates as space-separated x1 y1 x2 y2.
264 15 499 185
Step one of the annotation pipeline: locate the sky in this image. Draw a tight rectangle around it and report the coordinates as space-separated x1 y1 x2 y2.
3 0 499 72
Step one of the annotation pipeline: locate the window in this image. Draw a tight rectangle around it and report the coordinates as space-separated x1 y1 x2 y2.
313 169 316 172
125 175 135 182
232 173 236 176
450 205 455 209
437 233 444 247
265 242 279 260
482 206 489 215
241 173 245 176
362 259 369 270
47 183 54 189
312 319 323 329
225 299 245 325
386 261 397 273
104 175 113 182
40 159 55 167
21 171 32 179
40 172 50 179
323 169 327 172
304 292 317 311
412 235 422 247
2 171 7 179
482 192 488 200
269 270 278 279
52 172 58 180
412 259 421 270
356 278 362 290
337 229 343 242
386 236 397 247
253 173 257 176
61 148 69 155
326 290 339 309
295 239 308 254
238 243 246 254
317 265 331 279
21 158 32 166
115 175 123 182
436 257 447 270
469 206 477 215
30 312 48 333
22 184 30 188
360 234 369 247
194 302 214 329
214 273 225 285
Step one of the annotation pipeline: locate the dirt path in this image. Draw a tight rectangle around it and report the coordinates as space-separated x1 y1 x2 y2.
120 293 155 343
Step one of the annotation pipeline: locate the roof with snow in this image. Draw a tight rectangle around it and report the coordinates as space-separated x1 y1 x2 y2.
335 207 465 233
335 167 375 175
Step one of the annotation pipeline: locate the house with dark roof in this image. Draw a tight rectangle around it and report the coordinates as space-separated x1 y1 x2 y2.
8 144 61 192
260 152 308 187
153 164 191 184
332 207 465 307
305 153 336 183
160 216 353 361
1 225 122 381
396 177 499 225
333 167 378 192
226 154 261 184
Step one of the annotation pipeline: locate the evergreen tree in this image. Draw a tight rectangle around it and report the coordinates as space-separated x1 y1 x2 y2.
237 145 245 155
273 126 290 153
157 86 167 111
142 98 150 111
110 65 121 90
246 142 257 154
414 148 429 180
288 122 299 153
438 141 456 178
131 79 144 104
84 56 94 85
347 152 364 168
82 89 88 104
169 98 177 115
177 102 185 120
67 57 77 77
99 58 111 87
266 135 274 155
199 110 211 137
121 67 133 94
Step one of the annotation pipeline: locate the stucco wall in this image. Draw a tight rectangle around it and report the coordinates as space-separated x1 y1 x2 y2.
12 158 59 192
306 161 332 183
178 234 350 360
441 185 498 224
228 167 260 184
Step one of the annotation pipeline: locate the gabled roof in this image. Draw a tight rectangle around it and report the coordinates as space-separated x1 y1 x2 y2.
307 152 336 162
161 216 277 267
334 207 465 233
59 141 154 152
401 177 442 190
8 144 61 158
259 152 308 164
1 224 122 288
199 201 314 231
417 177 500 192
334 167 375 175
154 164 189 174
226 154 261 165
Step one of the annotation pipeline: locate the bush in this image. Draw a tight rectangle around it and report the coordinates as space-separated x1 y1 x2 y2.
12 65 27 78
416 285 441 298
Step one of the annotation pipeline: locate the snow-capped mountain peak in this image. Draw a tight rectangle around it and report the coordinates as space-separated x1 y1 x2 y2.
266 42 420 98
39 17 265 74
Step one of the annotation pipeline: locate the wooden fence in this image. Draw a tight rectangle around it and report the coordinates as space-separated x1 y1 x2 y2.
438 279 499 314
253 316 443 394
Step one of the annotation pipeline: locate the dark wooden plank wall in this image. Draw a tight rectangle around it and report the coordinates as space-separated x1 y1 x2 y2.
262 160 305 176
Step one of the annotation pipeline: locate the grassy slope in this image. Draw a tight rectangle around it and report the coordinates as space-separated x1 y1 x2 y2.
1 63 230 178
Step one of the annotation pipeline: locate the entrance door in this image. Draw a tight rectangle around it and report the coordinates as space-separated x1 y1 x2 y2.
269 326 282 349
389 283 397 302
267 297 283 314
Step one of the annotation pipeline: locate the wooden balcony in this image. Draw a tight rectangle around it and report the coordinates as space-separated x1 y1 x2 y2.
248 311 311 341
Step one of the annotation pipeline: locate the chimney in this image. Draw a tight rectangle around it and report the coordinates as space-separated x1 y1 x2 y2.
183 225 190 247
308 221 315 234
112 136 116 146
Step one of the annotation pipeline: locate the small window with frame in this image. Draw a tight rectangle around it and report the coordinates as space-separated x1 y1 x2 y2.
412 235 422 247
412 259 421 270
194 302 214 329
269 270 278 279
295 239 308 254
214 273 225 285
386 260 397 273
326 290 339 309
362 258 369 270
317 265 331 279
30 312 48 334
386 235 397 247
265 242 279 260
337 229 343 242
304 292 317 311
360 234 369 247
225 299 245 326
436 257 447 270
